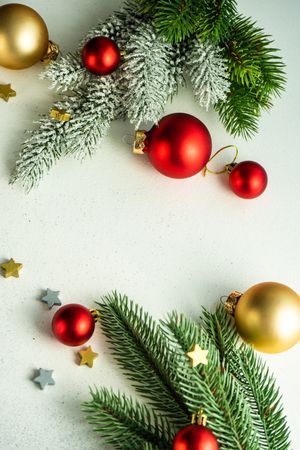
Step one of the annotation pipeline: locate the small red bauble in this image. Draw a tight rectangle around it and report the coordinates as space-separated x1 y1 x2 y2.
229 161 268 199
173 424 219 450
82 36 121 75
135 113 212 178
52 304 95 346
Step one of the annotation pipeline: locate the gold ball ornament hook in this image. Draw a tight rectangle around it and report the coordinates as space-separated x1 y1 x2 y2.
0 3 49 69
225 282 300 353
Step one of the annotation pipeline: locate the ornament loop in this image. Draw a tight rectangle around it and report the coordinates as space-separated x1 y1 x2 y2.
191 410 207 426
203 145 238 176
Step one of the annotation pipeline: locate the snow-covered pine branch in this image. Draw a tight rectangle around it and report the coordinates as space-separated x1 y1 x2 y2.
10 74 120 190
185 39 230 110
120 22 180 127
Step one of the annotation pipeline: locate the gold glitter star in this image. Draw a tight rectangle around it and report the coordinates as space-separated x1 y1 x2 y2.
1 258 23 278
0 84 16 102
50 107 71 122
187 344 208 368
78 346 98 368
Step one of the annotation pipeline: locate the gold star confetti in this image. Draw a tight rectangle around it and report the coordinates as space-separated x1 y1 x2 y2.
1 258 23 278
0 84 16 102
78 346 98 368
50 107 71 122
187 344 208 368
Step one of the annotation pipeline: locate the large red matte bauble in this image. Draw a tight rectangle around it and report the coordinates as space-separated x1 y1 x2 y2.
143 113 212 178
173 424 219 450
82 36 121 75
229 161 268 199
52 304 95 346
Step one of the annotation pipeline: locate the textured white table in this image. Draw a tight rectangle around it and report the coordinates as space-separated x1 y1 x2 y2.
0 1 299 449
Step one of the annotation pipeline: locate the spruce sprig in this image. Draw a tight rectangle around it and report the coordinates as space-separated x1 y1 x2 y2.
202 306 291 450
97 293 190 427
83 293 291 449
83 388 173 449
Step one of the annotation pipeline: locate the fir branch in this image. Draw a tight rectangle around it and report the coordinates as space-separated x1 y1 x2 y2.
163 312 260 450
215 82 268 139
63 76 119 160
40 51 89 91
97 293 190 427
120 22 179 127
185 39 230 110
154 0 200 44
42 8 139 91
202 306 291 450
223 15 286 94
197 0 237 43
11 76 119 189
9 107 76 191
82 387 173 450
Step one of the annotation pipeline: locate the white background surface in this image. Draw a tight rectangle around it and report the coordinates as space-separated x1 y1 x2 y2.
0 1 299 449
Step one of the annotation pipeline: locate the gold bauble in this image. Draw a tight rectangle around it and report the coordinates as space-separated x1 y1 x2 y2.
0 3 49 69
232 282 300 353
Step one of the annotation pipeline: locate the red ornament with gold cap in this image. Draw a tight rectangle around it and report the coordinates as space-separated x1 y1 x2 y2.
134 113 212 178
203 145 268 199
52 304 98 346
173 411 219 450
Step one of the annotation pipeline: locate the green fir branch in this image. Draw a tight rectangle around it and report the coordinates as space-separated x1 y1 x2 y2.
163 312 260 449
82 387 173 449
202 306 291 450
154 0 200 44
197 0 237 43
223 15 286 93
97 293 190 427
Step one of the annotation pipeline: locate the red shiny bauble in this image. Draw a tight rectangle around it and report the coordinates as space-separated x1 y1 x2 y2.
229 161 268 199
52 304 95 346
82 36 121 75
173 424 219 450
143 113 212 178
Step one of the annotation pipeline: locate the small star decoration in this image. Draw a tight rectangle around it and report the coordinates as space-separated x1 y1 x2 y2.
1 258 23 278
0 84 16 102
187 344 209 368
33 368 55 390
41 289 62 309
50 107 71 122
78 346 98 368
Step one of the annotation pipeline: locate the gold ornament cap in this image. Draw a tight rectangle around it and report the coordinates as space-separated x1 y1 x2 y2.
224 291 242 315
41 40 60 64
192 410 207 427
133 130 147 155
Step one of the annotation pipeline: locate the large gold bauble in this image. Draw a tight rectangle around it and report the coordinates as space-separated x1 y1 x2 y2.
0 3 49 69
234 282 300 353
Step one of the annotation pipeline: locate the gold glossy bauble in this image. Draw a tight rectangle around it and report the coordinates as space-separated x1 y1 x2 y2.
0 3 49 69
234 282 300 353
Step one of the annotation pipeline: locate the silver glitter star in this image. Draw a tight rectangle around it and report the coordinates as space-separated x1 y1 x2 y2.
33 368 55 390
41 289 62 309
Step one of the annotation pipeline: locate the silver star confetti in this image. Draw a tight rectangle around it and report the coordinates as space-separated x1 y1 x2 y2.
41 289 62 309
33 369 55 390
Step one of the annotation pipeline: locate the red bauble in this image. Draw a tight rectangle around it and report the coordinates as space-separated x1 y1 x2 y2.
173 424 219 450
52 304 95 346
140 113 212 178
229 161 268 199
82 36 121 75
